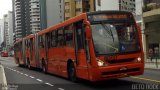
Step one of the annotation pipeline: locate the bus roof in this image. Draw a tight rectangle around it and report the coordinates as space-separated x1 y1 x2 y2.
25 11 133 38
14 38 23 45
37 13 87 36
23 34 34 40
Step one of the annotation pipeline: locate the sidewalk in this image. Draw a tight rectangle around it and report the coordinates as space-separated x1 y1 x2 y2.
145 59 160 70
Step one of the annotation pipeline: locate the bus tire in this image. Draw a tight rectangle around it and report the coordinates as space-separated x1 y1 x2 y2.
68 62 77 82
42 60 47 74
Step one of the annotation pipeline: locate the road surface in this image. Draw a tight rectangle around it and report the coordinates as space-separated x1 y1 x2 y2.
0 57 160 90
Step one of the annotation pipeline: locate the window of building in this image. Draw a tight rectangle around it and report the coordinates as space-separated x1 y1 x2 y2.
98 0 101 6
65 2 69 6
148 43 159 58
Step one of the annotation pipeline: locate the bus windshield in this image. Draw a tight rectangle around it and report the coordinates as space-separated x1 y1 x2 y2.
88 13 141 55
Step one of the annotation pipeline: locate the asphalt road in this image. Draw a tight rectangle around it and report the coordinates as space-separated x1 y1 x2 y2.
0 57 160 90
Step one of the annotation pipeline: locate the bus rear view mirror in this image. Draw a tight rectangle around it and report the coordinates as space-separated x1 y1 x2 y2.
86 26 92 40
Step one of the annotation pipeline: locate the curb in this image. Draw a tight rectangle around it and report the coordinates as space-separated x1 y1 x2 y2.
0 64 8 90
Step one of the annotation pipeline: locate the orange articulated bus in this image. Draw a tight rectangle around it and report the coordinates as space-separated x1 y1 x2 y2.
14 11 144 81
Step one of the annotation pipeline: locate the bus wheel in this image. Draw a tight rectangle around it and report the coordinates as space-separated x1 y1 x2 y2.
42 60 47 74
68 62 77 82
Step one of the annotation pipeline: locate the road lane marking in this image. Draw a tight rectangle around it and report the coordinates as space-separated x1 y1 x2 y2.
45 83 54 86
36 79 43 82
24 74 29 76
131 76 160 83
16 71 20 73
20 72 23 75
58 88 65 90
4 66 66 89
30 76 35 79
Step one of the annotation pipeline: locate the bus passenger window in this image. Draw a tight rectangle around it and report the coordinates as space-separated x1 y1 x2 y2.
64 25 73 47
30 39 33 50
25 40 28 49
75 21 84 50
51 31 57 47
39 36 44 48
46 33 51 48
57 29 64 47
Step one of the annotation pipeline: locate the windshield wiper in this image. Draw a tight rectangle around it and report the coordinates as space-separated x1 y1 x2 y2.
100 22 115 42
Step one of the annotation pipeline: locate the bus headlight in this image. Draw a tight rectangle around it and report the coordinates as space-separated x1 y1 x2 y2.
97 59 106 67
137 57 142 62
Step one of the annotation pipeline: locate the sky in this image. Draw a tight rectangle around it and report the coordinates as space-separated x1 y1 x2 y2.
0 0 12 19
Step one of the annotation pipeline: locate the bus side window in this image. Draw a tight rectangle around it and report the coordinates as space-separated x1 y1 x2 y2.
38 36 41 48
28 40 31 49
25 40 27 49
46 33 51 48
75 21 85 50
64 24 73 47
39 36 44 48
51 31 57 47
57 28 64 47
30 39 33 50
26 40 29 48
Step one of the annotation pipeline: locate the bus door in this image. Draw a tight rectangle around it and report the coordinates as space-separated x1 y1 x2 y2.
30 38 36 67
75 21 90 79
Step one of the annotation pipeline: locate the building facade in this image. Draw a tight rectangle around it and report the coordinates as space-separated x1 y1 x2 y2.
14 0 26 40
3 14 8 50
45 0 64 28
13 0 64 41
95 0 136 14
8 11 14 50
3 11 14 51
143 0 160 59
0 19 3 46
64 0 95 20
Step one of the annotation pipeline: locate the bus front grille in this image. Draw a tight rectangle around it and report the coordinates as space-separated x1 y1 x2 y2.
101 68 140 76
107 58 135 64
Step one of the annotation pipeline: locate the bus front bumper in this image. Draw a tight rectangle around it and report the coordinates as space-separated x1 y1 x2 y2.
90 63 144 81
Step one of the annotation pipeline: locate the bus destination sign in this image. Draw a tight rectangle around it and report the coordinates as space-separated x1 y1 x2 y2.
88 14 129 22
